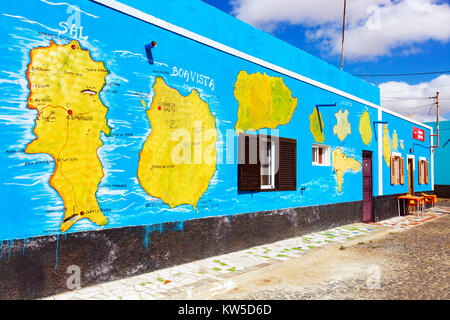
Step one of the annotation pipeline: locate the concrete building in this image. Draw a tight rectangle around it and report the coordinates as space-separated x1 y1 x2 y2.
426 121 450 198
0 0 434 299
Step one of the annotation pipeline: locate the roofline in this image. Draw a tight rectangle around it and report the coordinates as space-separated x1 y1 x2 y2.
91 0 432 131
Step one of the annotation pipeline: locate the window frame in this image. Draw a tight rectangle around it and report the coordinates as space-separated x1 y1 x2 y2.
259 135 277 190
312 144 330 166
237 133 296 192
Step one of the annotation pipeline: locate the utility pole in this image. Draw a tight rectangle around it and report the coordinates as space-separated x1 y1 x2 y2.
436 91 439 147
431 91 439 148
340 0 347 70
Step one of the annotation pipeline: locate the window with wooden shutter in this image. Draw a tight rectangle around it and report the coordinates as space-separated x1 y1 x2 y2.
418 159 428 185
238 134 260 191
417 160 422 184
418 160 421 184
390 155 403 185
391 157 397 184
237 134 296 192
400 157 405 185
418 160 422 185
278 137 296 191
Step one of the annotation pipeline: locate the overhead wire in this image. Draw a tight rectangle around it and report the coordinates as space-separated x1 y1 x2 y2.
355 70 450 77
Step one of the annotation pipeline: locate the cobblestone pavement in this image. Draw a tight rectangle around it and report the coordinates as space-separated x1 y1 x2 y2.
44 206 449 300
373 210 447 230
219 210 450 300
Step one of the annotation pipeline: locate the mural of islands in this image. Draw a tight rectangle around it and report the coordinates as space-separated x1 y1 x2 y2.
0 0 432 243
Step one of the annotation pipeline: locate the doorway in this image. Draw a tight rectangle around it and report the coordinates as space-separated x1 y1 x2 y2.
362 151 373 222
408 158 414 195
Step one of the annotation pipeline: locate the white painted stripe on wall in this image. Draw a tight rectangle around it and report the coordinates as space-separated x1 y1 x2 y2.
92 0 432 131
378 108 383 196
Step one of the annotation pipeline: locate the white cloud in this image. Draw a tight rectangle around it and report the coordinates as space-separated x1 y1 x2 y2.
379 74 450 122
231 0 385 28
231 0 450 60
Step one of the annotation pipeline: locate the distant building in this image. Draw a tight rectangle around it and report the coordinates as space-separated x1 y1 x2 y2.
425 120 450 197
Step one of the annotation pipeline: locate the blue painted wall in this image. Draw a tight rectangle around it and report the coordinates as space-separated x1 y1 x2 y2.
426 121 450 185
0 0 431 241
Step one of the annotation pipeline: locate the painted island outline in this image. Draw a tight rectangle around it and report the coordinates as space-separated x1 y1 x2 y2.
25 40 110 232
137 76 217 209
234 70 298 134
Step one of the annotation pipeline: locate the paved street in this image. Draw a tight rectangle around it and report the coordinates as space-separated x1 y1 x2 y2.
44 207 449 300
218 211 450 300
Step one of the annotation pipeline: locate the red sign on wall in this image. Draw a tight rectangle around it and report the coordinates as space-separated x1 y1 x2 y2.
413 127 425 141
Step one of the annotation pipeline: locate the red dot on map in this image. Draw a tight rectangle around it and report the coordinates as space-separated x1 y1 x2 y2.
80 211 84 216
71 45 76 49
68 110 73 115
158 106 162 110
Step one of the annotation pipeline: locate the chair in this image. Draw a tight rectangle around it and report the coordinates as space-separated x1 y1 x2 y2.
407 198 424 218
421 193 437 209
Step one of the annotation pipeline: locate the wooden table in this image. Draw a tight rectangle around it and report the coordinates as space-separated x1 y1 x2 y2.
397 195 425 217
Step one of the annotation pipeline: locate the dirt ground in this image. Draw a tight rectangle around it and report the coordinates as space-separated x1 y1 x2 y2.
208 215 449 300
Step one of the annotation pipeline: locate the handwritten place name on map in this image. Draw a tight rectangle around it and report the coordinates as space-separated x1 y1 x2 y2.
99 183 128 188
171 66 215 91
153 70 171 75
38 31 72 43
46 207 66 213
58 22 88 40
24 157 78 166
110 133 134 137
68 115 94 121
6 149 26 154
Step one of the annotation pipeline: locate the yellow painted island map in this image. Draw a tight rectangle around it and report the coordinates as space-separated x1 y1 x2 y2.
234 71 298 133
137 77 217 209
25 40 111 232
333 109 351 141
332 148 362 192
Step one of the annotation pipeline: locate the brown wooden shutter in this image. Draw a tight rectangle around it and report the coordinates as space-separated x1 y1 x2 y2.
390 156 395 185
418 160 423 184
400 157 405 185
318 147 323 164
418 160 421 184
422 160 425 184
238 134 260 191
425 161 429 184
277 137 296 191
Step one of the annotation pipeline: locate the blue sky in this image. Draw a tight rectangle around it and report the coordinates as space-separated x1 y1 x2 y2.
201 0 450 121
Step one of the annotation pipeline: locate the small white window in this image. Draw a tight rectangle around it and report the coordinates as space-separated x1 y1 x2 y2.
312 144 330 166
260 138 276 190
